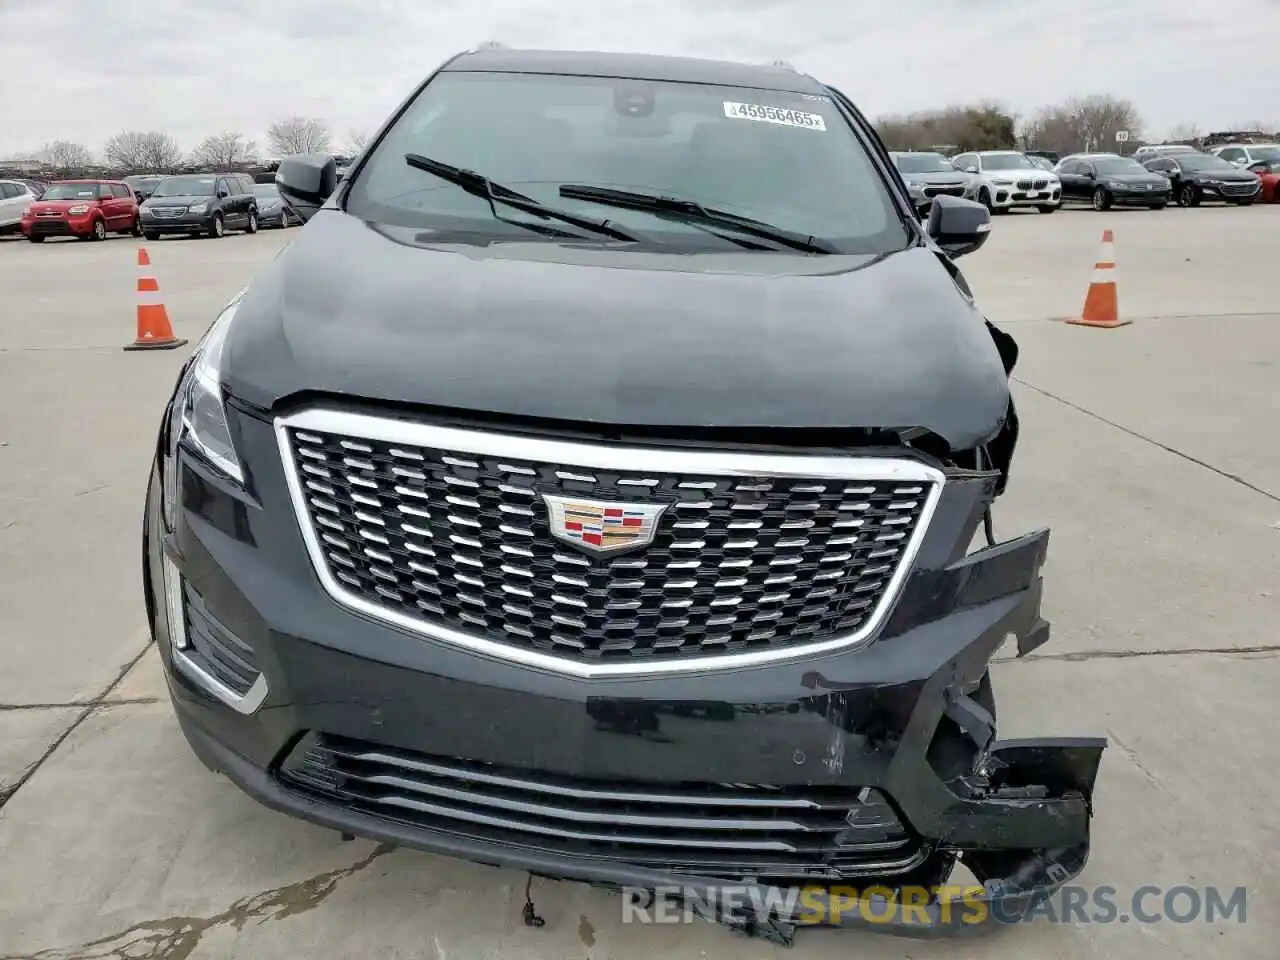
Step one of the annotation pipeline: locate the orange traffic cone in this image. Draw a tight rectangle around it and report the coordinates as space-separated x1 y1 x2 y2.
124 247 188 351
1067 229 1129 328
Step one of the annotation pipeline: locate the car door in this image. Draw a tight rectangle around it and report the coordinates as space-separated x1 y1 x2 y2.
1156 159 1182 193
113 183 137 224
1057 160 1083 200
0 182 25 225
237 175 257 223
214 178 237 225
94 183 120 228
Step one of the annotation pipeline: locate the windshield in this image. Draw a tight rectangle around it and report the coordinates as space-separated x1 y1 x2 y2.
345 72 907 254
1247 145 1280 161
1176 155 1237 172
982 154 1037 171
253 183 280 198
41 183 101 200
893 154 955 174
1093 158 1150 175
152 176 216 197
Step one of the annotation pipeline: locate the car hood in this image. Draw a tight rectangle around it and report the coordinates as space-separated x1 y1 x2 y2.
29 199 100 213
899 170 971 185
1099 173 1168 183
1187 169 1258 182
982 169 1049 179
146 194 212 205
223 211 1011 451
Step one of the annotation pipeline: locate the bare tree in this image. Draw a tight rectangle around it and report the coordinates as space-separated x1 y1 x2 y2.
103 131 183 172
189 132 258 169
876 103 1017 153
267 116 332 156
41 140 94 173
348 129 370 152
104 131 149 169
1165 122 1202 143
1065 95 1143 154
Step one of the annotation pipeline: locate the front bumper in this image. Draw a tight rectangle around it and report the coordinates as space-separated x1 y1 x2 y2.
143 409 1105 944
21 214 96 238
1106 187 1171 206
140 211 214 233
1198 182 1261 202
986 183 1061 208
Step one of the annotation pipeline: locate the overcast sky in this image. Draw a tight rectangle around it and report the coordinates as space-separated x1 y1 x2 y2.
2 0 1278 158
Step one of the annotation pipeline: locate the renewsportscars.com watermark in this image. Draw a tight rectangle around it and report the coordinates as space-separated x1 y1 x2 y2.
621 883 1248 927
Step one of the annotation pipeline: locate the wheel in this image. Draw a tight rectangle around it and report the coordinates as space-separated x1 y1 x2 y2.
27 235 44 243
979 188 993 212
1091 187 1112 211
208 213 225 239
246 209 259 234
1037 204 1057 213
88 218 107 241
131 217 142 237
143 230 159 241
1178 183 1200 207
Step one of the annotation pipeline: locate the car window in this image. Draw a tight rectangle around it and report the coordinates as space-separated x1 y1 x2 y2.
345 71 909 255
1060 160 1081 175
111 184 130 198
1093 158 1149 175
0 183 16 199
95 184 111 199
981 154 1036 171
1218 148 1244 161
215 178 231 197
893 153 955 174
152 176 217 198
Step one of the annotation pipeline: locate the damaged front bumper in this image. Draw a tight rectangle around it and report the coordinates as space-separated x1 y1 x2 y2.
146 438 1106 947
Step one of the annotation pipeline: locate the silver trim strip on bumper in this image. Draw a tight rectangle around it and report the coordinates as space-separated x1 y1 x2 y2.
273 407 947 679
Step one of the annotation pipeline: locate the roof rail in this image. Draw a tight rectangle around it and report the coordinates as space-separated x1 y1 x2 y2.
769 59 797 71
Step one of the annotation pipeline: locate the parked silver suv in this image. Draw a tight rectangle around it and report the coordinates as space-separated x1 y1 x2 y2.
950 150 1061 213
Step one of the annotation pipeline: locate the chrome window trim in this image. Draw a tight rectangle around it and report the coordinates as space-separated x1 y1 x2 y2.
274 406 946 678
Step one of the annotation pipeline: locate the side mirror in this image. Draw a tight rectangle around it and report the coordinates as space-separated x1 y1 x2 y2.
965 165 979 174
927 195 991 259
276 153 338 224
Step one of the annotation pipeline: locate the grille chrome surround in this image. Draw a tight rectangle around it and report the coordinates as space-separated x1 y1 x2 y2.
275 408 945 678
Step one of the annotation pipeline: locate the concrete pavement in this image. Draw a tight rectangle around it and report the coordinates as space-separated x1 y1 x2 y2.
1 206 1276 957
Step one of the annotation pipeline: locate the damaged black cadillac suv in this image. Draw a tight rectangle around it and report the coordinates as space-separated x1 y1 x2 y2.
142 46 1105 944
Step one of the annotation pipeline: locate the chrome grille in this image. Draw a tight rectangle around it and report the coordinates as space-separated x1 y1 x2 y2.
281 733 928 883
1032 178 1049 189
278 410 940 674
1015 178 1034 190
1219 181 1257 195
151 205 187 218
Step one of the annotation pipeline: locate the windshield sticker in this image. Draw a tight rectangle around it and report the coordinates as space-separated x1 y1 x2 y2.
723 101 827 131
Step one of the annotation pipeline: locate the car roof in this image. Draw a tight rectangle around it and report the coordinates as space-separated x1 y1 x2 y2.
1214 142 1278 149
444 47 826 94
975 150 1024 155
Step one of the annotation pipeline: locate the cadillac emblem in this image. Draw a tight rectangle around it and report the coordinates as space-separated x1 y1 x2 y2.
541 495 668 556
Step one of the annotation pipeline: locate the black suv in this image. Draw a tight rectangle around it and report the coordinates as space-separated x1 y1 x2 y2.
143 47 1104 943
139 172 259 239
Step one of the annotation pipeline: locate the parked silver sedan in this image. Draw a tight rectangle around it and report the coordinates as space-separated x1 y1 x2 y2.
252 182 297 228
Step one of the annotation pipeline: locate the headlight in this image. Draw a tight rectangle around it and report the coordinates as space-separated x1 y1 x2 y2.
22 206 33 217
68 204 90 215
162 296 245 529
1105 180 1125 189
188 202 208 213
991 178 1013 186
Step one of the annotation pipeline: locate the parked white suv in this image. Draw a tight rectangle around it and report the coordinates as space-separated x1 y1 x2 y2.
950 150 1061 213
1209 143 1280 168
0 179 39 234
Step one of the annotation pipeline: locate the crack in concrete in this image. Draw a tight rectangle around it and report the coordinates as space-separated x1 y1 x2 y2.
0 698 161 713
995 643 1280 664
0 843 395 960
1013 376 1280 503
1105 729 1164 792
0 643 153 811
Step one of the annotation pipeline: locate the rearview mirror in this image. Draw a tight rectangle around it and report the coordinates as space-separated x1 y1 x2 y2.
276 153 338 224
927 195 991 259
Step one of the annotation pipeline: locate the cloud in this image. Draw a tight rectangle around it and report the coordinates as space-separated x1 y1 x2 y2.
2 0 1277 158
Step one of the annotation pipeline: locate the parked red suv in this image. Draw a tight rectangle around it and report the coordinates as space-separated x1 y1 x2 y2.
21 179 141 242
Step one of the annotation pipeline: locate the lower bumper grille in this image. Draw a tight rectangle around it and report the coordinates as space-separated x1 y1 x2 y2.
280 734 927 883
28 220 75 237
923 185 965 197
1218 183 1258 196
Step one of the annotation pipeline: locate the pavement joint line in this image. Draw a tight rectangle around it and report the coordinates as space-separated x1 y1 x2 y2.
0 697 161 712
1013 376 1280 503
0 641 154 812
992 310 1280 326
995 643 1280 664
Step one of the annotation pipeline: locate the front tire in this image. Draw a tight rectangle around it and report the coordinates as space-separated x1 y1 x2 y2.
1178 183 1200 207
1091 187 1112 211
87 218 107 241
246 209 259 234
208 213 225 239
131 217 143 237
979 188 993 212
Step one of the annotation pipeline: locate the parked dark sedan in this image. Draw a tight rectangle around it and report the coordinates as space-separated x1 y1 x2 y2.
1057 156 1170 210
1142 153 1262 207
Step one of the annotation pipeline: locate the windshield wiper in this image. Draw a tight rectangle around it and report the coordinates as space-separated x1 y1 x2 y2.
403 153 638 242
557 185 837 254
